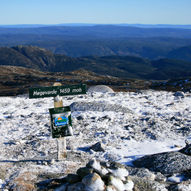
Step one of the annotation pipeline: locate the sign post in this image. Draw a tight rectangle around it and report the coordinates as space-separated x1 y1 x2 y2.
29 83 86 160
53 82 66 160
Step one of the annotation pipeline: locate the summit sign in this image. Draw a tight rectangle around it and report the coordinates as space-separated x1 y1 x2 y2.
29 84 86 99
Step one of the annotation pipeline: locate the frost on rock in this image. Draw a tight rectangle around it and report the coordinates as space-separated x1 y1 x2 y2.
1 90 191 190
87 159 102 172
172 179 191 191
108 168 129 181
124 178 134 191
70 101 132 113
82 173 105 191
109 176 125 191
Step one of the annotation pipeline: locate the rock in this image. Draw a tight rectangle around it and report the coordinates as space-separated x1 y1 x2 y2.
88 85 114 93
37 179 59 190
179 141 191 155
169 179 191 191
100 161 110 169
82 173 105 191
106 185 117 191
109 176 125 191
76 115 84 120
86 159 109 177
90 142 105 152
55 183 68 191
108 168 129 181
131 176 168 191
70 101 132 113
109 161 126 169
87 159 102 171
174 91 185 98
133 151 191 175
66 174 81 184
98 115 111 122
134 168 155 181
126 166 155 181
155 172 167 182
106 161 129 181
67 182 85 191
124 177 134 191
77 167 94 178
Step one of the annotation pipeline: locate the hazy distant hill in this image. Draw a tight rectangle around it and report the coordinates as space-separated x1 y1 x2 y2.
1 24 191 29
1 46 191 80
1 25 191 38
1 25 191 60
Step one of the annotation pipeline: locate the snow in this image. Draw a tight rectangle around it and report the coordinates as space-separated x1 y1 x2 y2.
168 174 185 183
82 173 105 191
0 90 191 186
124 178 134 191
109 176 126 191
108 168 129 181
0 179 3 189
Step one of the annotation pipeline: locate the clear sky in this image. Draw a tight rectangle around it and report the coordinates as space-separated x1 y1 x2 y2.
0 0 191 25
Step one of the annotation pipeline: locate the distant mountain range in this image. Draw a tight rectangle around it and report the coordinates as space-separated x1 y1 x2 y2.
0 25 191 82
1 25 191 38
1 24 191 29
0 25 191 60
0 46 191 80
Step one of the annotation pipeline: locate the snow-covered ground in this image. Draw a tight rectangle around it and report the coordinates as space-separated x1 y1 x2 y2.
0 90 191 188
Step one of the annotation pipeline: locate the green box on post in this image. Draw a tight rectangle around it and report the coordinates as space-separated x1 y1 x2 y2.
49 106 73 138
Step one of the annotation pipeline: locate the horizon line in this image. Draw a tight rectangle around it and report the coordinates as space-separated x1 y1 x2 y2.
0 23 191 26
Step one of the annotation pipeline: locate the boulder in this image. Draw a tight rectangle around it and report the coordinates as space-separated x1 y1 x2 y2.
55 183 68 191
82 173 105 191
179 141 191 155
109 176 125 191
127 167 155 181
67 182 85 191
66 174 81 184
131 176 168 191
90 142 105 152
77 167 94 178
133 151 191 175
70 101 132 113
174 91 185 98
169 179 191 191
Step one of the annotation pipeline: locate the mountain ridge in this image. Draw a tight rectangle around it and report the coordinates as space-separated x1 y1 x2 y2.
1 46 191 81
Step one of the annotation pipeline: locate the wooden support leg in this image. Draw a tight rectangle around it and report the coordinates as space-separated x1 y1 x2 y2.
57 138 67 160
53 82 67 160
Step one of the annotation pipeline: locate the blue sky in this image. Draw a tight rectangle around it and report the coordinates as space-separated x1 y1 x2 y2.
0 0 191 25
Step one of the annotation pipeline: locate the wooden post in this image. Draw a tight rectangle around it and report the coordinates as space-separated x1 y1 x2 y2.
53 82 67 160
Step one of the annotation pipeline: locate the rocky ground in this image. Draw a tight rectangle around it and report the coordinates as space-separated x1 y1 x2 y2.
1 88 191 190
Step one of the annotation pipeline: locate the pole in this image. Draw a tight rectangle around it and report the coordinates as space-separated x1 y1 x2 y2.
53 82 67 160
